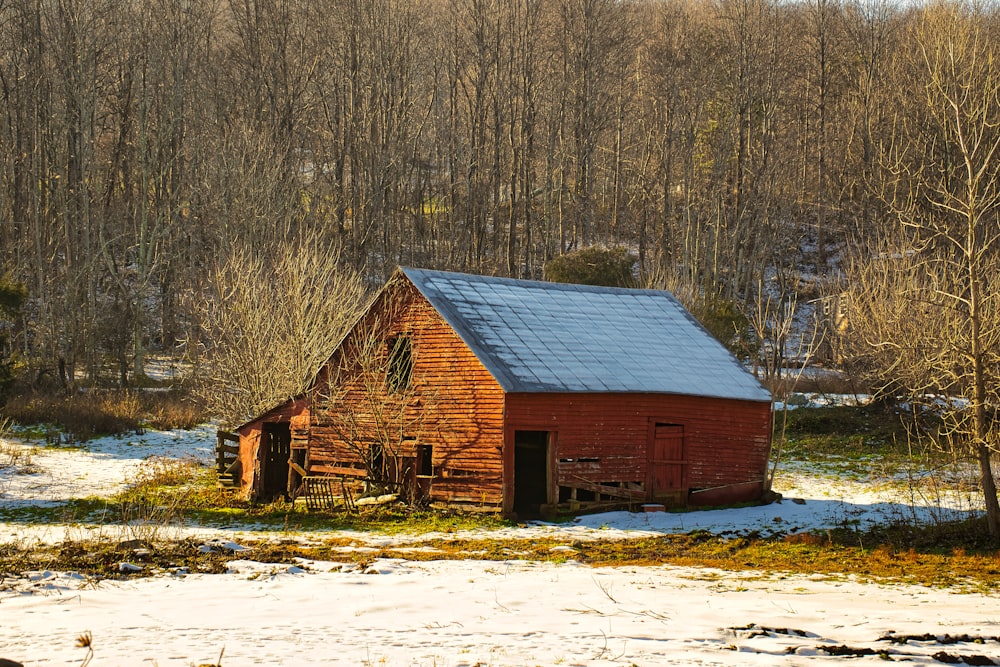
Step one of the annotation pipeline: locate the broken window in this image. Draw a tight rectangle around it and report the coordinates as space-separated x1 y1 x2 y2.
386 336 413 392
368 442 385 481
416 444 433 478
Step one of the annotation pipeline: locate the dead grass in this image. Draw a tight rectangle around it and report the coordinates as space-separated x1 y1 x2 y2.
364 531 1000 590
114 457 225 541
126 456 206 490
140 392 205 430
0 440 33 471
0 416 29 469
1 389 207 440
3 529 999 591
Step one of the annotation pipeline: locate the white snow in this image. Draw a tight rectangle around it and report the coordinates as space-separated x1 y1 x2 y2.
2 557 998 666
0 421 997 666
0 423 216 508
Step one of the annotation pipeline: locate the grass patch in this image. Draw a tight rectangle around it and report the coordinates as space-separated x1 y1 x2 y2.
174 506 513 535
777 404 930 473
2 389 207 440
181 500 512 533
3 526 1000 591
0 497 143 527
782 404 909 453
308 525 1000 590
0 454 511 536
0 417 36 471
833 516 1000 552
114 458 511 533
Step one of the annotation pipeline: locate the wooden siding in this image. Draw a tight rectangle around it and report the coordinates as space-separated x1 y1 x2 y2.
236 398 310 499
503 393 772 510
232 270 772 514
308 279 506 507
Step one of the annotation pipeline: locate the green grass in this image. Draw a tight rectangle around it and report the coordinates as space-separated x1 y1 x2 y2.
782 404 907 449
776 404 933 468
0 497 150 530
188 501 511 533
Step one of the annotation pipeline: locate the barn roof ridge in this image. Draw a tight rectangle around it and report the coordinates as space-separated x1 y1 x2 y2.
399 266 771 403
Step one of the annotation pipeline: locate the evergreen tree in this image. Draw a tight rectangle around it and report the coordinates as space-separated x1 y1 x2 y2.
0 276 27 402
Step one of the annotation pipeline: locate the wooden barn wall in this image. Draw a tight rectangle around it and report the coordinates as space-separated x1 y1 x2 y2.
236 399 310 498
308 279 506 507
503 393 772 506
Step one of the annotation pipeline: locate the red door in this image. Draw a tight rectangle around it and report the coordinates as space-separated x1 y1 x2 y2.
650 423 686 497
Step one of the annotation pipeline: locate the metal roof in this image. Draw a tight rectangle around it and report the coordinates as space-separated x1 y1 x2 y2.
402 267 771 402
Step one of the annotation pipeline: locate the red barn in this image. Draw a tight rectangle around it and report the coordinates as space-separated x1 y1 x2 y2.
234 267 773 515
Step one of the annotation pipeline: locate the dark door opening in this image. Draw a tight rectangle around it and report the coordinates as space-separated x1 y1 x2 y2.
289 447 307 496
259 422 291 501
513 430 550 516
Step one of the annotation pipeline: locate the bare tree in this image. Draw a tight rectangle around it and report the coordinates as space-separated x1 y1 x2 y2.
192 231 366 425
316 311 438 500
798 0 848 276
846 2 1000 536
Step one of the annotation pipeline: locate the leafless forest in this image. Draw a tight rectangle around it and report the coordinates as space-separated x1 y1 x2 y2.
0 0 997 395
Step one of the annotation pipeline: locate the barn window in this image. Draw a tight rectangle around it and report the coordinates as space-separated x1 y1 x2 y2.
386 336 413 392
369 442 385 481
416 444 433 478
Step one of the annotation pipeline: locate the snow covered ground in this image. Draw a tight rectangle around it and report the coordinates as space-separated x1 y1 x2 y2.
4 557 999 666
0 423 216 509
0 422 996 666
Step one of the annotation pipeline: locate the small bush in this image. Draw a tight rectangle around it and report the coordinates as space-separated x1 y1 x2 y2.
0 416 33 469
686 295 754 360
101 390 142 424
544 246 637 287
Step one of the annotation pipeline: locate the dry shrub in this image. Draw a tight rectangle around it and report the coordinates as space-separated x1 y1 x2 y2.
131 456 203 488
544 245 637 287
100 390 141 424
0 417 32 469
192 232 366 426
783 532 826 546
116 457 209 542
2 389 206 439
137 391 206 430
3 392 140 440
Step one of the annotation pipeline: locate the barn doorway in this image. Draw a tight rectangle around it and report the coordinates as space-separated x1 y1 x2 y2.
513 430 550 516
649 423 686 503
259 422 291 501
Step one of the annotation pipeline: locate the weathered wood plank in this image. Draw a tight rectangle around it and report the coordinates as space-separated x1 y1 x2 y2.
305 279 505 508
309 464 368 478
566 476 646 500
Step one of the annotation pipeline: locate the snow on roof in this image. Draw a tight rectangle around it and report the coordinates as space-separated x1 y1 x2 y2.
402 267 771 402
